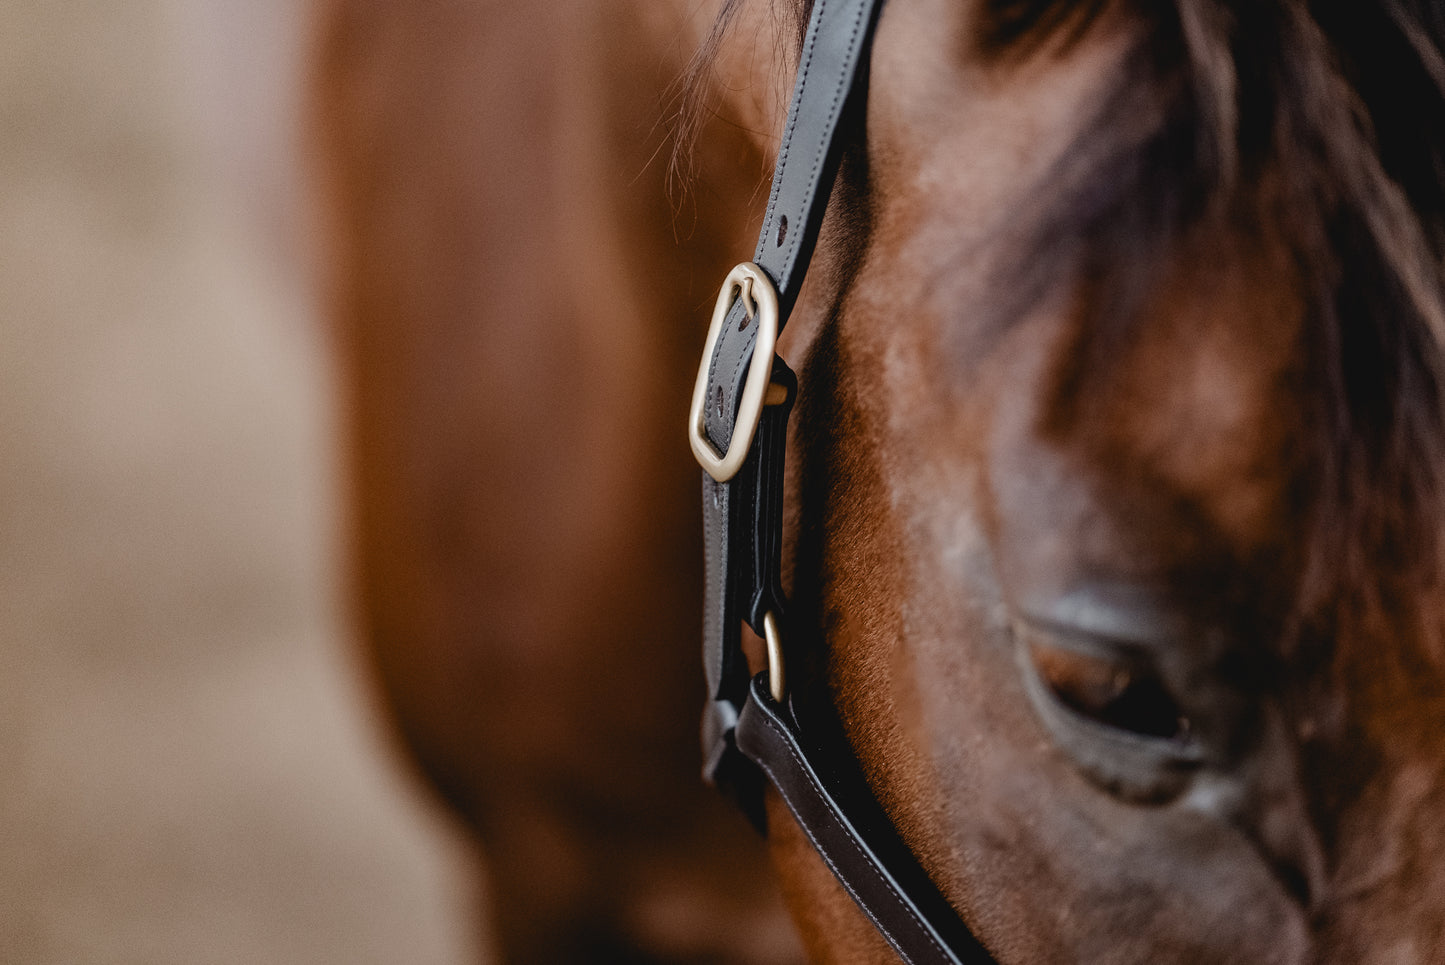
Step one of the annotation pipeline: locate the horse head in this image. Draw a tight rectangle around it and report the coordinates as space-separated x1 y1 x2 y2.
697 0 1445 960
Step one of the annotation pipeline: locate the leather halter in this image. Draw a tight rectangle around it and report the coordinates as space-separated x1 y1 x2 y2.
690 2 1000 962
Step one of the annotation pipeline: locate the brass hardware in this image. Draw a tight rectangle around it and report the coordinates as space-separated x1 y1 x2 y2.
689 263 781 482
764 382 789 407
763 610 786 703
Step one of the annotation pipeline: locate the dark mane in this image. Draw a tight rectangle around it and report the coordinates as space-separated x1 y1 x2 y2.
665 0 747 204
984 0 1445 659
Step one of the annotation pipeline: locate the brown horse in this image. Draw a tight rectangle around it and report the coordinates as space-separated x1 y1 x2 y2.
312 0 1445 961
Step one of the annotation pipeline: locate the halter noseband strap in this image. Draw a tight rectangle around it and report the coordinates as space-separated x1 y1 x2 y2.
689 2 1000 962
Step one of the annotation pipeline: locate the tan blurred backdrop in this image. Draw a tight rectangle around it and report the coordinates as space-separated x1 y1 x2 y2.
0 1 485 962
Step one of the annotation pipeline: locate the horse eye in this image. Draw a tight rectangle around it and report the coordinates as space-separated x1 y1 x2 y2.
1013 618 1203 802
1028 640 1190 742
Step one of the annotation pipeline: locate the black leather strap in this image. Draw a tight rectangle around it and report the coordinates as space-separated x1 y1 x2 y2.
701 0 885 717
736 676 998 965
694 0 1002 961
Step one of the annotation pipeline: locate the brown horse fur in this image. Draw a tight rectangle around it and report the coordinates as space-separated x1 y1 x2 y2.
312 0 1445 961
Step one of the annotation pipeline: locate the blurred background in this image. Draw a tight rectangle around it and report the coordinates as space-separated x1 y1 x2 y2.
0 1 485 961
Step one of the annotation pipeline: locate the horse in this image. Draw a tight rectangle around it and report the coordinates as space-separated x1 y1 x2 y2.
311 0 1445 961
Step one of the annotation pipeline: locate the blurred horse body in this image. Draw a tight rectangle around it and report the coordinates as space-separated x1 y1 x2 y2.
313 3 798 960
314 1 1445 962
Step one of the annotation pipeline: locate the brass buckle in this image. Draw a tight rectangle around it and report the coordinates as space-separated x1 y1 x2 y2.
689 263 782 482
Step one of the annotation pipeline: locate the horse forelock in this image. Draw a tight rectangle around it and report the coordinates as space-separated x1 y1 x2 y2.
675 0 1445 685
973 0 1445 673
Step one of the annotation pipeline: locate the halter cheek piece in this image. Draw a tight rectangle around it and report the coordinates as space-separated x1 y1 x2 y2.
689 2 1000 962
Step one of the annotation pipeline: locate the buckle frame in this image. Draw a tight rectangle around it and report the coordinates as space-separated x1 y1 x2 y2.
688 262 781 482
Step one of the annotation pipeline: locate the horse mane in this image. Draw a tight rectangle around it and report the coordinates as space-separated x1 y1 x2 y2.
664 0 804 216
665 0 746 204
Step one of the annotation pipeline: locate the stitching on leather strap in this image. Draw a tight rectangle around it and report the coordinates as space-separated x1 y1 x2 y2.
748 741 920 959
776 0 868 283
758 0 823 255
750 701 953 962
